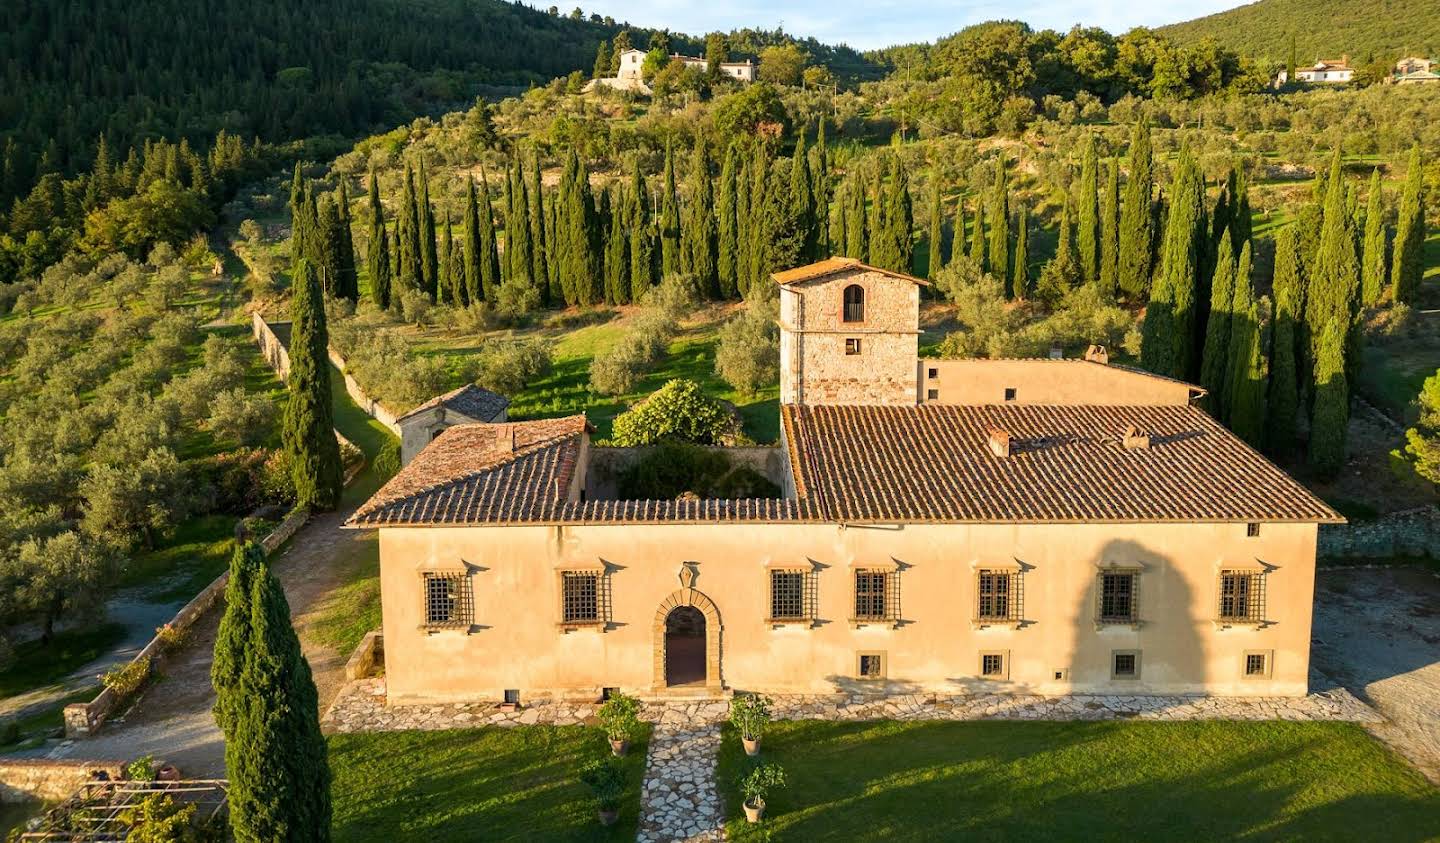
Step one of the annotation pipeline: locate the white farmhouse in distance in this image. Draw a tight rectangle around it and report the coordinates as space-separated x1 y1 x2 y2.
1393 56 1440 85
1276 56 1355 86
586 48 756 95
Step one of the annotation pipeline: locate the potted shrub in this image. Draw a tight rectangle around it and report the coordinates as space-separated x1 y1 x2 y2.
597 692 641 756
729 692 771 757
580 758 625 827
737 762 786 823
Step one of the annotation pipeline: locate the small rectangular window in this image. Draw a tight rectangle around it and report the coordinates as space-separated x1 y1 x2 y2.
561 571 601 624
422 572 472 629
1246 523 1261 537
503 689 521 704
926 389 939 400
1243 650 1273 679
1004 387 1017 402
601 686 619 701
845 338 862 355
1112 650 1141 680
927 367 939 379
857 652 885 679
981 653 1005 677
1097 571 1138 624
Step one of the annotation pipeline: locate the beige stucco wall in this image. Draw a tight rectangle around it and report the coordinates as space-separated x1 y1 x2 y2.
398 406 509 466
779 268 920 406
378 518 1318 704
919 359 1196 406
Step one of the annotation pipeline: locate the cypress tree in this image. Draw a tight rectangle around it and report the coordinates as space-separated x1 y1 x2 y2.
566 151 602 305
335 181 358 300
1140 151 1206 380
396 164 422 294
718 144 740 298
1118 122 1155 300
737 153 754 292
1391 145 1426 304
477 168 501 302
629 158 654 300
438 209 456 305
1286 35 1297 86
1037 193 1080 304
1306 150 1361 368
927 179 943 279
289 163 307 263
886 156 913 273
281 261 342 511
1229 166 1252 249
1266 226 1303 456
528 156 548 300
228 556 331 842
789 128 816 262
313 195 342 296
1099 160 1120 298
813 120 831 255
1224 240 1266 446
418 162 438 299
1012 204 1030 300
845 178 868 262
463 180 482 305
507 162 533 289
604 188 630 305
1198 230 1237 415
989 158 1010 287
947 196 965 268
212 541 263 735
968 200 986 271
870 170 887 267
545 190 562 304
301 186 323 273
365 172 391 308
659 143 681 278
685 134 719 296
1308 317 1350 478
1078 135 1100 281
1361 169 1388 307
747 146 772 290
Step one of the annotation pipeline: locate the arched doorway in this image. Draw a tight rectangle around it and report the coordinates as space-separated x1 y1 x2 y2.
664 606 707 687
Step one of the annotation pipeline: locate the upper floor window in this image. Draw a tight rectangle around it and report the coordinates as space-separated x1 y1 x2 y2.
842 284 865 323
975 569 1021 624
560 570 605 627
852 569 899 625
1218 570 1265 624
1097 570 1139 625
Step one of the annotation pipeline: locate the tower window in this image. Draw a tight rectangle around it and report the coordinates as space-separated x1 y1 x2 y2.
845 338 862 355
842 284 865 323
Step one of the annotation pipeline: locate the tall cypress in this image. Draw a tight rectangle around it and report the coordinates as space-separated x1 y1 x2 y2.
813 120 831 255
886 156 913 273
659 143 681 278
396 164 422 294
1099 160 1120 297
438 209 456 305
685 134 719 296
1224 240 1265 446
477 168 501 302
1266 226 1303 456
845 178 868 262
604 187 630 305
947 196 965 268
927 179 943 279
628 158 654 300
747 146 771 291
281 261 342 511
313 195 341 296
1361 169 1388 307
1077 135 1100 281
717 145 739 298
1140 150 1206 380
528 155 548 300
1198 230 1237 415
463 180 482 305
507 161 533 288
1390 144 1426 304
1012 204 1030 299
365 172 391 308
1118 122 1155 300
212 541 263 735
789 128 816 262
1308 317 1350 478
334 181 358 300
968 200 986 271
1306 150 1361 369
289 163 307 264
417 162 438 299
988 158 1009 287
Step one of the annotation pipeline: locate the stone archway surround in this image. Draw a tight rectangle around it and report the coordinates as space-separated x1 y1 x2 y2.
652 588 723 693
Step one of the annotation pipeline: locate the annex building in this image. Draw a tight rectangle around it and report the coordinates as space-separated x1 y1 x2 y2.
349 258 1341 706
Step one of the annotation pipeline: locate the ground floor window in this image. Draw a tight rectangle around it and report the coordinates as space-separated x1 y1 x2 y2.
1218 570 1265 623
975 569 1021 624
768 569 814 622
1243 650 1273 679
561 571 603 626
1097 570 1139 624
852 569 899 624
422 571 471 630
979 650 1009 680
857 651 886 680
1111 650 1141 680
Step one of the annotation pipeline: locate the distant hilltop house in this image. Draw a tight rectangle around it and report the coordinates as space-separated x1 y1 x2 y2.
585 48 756 95
1275 56 1354 86
1393 56 1440 85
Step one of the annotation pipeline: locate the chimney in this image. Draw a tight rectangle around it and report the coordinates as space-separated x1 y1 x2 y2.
1084 344 1109 365
988 426 1012 458
1122 424 1151 450
1048 344 1064 360
496 423 516 452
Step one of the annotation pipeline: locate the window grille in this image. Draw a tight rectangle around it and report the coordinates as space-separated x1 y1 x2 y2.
561 571 602 624
768 569 814 622
976 569 1022 623
1218 571 1265 623
422 572 472 629
853 569 900 623
1246 522 1261 537
858 653 884 679
1097 571 1139 624
981 653 1005 677
842 284 865 322
1245 653 1268 677
1112 651 1139 679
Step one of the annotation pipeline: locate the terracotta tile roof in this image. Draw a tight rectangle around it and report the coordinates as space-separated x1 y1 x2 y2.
396 383 510 424
782 404 1342 524
771 257 929 287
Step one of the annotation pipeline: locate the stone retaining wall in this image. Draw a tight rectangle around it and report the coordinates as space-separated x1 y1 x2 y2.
344 631 384 681
1319 507 1440 560
0 759 124 804
252 313 403 436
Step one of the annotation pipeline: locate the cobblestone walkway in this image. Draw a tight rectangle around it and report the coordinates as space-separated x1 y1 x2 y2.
636 726 725 843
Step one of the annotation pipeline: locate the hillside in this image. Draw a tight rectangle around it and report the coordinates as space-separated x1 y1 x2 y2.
1159 0 1440 68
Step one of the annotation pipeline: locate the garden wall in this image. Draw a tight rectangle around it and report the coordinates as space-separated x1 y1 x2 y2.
1318 507 1440 561
0 759 124 804
251 312 402 436
584 446 787 500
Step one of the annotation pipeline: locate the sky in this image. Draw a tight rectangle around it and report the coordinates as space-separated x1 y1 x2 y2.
570 0 1255 51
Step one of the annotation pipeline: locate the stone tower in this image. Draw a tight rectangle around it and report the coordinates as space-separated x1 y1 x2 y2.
774 258 924 406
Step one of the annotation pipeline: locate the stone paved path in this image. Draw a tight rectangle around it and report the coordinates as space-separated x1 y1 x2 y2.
636 726 725 843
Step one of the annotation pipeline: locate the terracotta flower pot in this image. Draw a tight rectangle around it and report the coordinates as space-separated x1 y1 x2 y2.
743 798 765 823
156 764 181 782
609 738 629 757
742 737 760 757
598 808 618 827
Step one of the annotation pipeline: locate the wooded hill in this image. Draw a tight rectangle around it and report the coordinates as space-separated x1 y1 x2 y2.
1159 0 1440 69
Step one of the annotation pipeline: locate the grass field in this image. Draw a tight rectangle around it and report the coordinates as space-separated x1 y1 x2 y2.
0 624 125 698
329 726 650 842
716 720 1440 842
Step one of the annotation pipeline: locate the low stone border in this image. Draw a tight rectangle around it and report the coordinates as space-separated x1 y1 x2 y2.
343 631 383 681
0 759 124 804
322 676 1379 735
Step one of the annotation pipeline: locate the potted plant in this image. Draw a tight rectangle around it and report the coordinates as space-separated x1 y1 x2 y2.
597 691 641 756
737 762 786 823
729 692 772 757
580 758 625 827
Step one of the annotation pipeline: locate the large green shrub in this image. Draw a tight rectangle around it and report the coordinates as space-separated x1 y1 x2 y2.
610 379 742 447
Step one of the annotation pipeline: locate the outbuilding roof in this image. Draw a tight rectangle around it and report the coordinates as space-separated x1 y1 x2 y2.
771 257 929 287
396 383 510 424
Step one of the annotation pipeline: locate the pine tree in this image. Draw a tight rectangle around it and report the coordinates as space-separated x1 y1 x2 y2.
1140 150 1206 380
1361 168 1388 307
1391 144 1426 304
1308 317 1350 478
1099 160 1120 298
1306 150 1361 368
629 158 654 300
659 143 681 278
417 162 438 300
593 39 612 79
1078 135 1100 281
1012 204 1030 299
717 144 740 298
1118 122 1155 300
1224 240 1266 445
365 172 390 308
211 541 263 735
1266 226 1303 456
1198 230 1237 415
988 158 1010 288
968 200 986 271
281 261 342 511
227 555 331 842
477 168 500 302
927 179 943 279
684 134 719 296
334 181 358 300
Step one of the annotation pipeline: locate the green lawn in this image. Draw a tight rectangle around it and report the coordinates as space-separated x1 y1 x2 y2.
329 726 650 842
0 624 125 698
717 720 1440 842
119 514 238 600
309 531 381 658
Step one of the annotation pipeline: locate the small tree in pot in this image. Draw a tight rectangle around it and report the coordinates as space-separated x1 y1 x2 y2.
580 758 625 827
737 761 786 823
729 692 772 756
597 692 642 756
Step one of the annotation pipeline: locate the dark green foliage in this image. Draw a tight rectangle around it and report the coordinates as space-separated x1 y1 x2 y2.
616 441 781 501
812 121 831 256
1361 169 1388 307
659 144 681 279
968 200 986 272
1036 193 1079 304
1099 160 1120 298
281 261 342 511
844 178 868 262
1118 122 1155 300
789 128 816 262
333 180 358 301
604 187 630 305
1198 230 1237 416
1306 150 1361 368
1308 317 1350 479
927 179 944 279
417 162 438 299
1266 226 1303 457
365 173 390 308
1390 145 1426 304
462 179 482 305
556 150 601 306
1077 136 1100 282
684 135 719 297
438 209 456 305
1160 0 1440 68
718 145 740 297
477 169 501 301
395 165 422 296
988 159 1009 288
227 556 331 842
527 157 548 303
1223 241 1266 446
1141 150 1207 380
505 159 534 292
1012 204 1030 299
629 159 655 301
873 156 913 273
211 541 263 735
610 379 741 447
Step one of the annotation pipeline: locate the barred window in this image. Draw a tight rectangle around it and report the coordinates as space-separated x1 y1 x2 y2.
1218 571 1265 623
561 571 601 624
853 570 899 623
1244 650 1272 679
768 569 814 622
981 653 1005 677
422 572 471 629
1112 650 1141 680
857 652 885 679
1097 571 1138 624
976 569 1021 623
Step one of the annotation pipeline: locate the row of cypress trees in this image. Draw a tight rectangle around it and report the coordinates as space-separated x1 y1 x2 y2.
290 165 359 301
